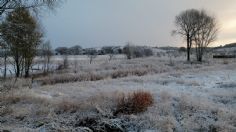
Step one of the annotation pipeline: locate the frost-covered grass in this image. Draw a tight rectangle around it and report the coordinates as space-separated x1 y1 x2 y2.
0 56 236 131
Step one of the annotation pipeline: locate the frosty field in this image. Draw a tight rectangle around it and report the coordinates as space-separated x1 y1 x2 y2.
0 55 236 132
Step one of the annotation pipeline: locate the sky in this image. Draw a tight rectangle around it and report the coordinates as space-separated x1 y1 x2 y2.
42 0 236 48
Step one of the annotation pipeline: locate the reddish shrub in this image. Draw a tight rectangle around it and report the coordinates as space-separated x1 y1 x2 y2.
114 91 154 115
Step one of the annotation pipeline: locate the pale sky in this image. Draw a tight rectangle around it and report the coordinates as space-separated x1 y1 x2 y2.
42 0 236 48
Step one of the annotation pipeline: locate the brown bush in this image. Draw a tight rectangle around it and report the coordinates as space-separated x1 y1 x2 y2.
114 91 154 115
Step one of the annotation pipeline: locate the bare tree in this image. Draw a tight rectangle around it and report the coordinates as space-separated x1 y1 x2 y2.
86 48 97 64
108 54 114 61
62 55 69 69
40 40 53 73
166 50 175 66
72 57 78 73
88 54 97 64
0 0 60 17
173 9 200 61
101 46 115 61
193 10 218 62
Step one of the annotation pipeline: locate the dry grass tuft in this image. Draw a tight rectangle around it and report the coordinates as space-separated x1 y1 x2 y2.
222 60 229 65
114 90 154 115
0 106 13 116
160 91 172 102
0 91 47 105
39 73 105 85
111 68 152 79
54 99 81 113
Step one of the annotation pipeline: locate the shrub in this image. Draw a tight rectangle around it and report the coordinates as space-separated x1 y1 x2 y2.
123 44 154 59
114 91 154 115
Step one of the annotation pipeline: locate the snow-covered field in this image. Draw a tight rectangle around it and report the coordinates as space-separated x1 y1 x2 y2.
0 55 236 131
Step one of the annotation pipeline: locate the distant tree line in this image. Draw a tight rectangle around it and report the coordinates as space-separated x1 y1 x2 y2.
52 44 155 60
54 46 123 56
1 44 155 59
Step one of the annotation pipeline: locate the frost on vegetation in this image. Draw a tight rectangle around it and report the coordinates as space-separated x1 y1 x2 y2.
1 57 236 131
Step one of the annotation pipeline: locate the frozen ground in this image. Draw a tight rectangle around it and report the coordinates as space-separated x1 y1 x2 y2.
0 56 236 131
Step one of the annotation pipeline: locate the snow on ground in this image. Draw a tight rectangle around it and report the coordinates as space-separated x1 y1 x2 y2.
0 56 236 131
33 61 236 109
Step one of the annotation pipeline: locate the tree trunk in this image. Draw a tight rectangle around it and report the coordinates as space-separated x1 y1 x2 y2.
47 57 50 72
90 57 92 64
186 34 191 61
16 64 20 77
25 69 29 78
24 59 31 78
3 52 7 79
43 58 46 73
198 56 202 62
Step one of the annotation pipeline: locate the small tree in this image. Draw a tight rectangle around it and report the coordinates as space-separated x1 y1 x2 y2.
62 55 69 69
166 50 175 66
101 46 115 61
86 48 97 64
40 40 53 73
73 57 78 73
108 54 114 61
